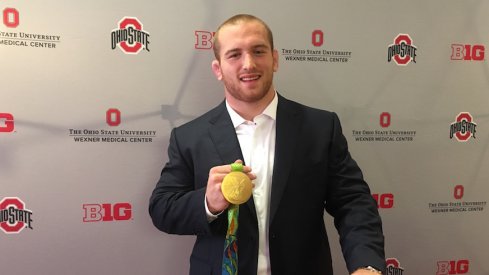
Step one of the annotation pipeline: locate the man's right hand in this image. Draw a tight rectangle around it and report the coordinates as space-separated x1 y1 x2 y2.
205 160 255 214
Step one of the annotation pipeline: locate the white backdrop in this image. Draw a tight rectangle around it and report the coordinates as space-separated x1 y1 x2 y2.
1 1 488 274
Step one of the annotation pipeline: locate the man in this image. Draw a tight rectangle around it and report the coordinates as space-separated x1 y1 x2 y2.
149 14 385 275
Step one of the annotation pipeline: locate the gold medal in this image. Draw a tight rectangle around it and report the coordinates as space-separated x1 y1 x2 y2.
221 163 253 205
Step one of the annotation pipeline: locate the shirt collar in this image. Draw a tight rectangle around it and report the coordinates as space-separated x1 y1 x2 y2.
226 91 278 128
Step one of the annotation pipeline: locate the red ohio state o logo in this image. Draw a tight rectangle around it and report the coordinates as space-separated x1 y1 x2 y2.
455 113 473 141
380 112 391 128
386 258 400 268
450 112 477 142
111 17 150 54
394 34 412 65
386 258 404 273
106 108 121 126
3 8 19 28
0 197 33 234
312 30 324 47
119 18 142 53
388 33 417 66
454 185 464 200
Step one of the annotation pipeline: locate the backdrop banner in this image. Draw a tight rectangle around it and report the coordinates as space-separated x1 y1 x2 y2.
1 1 488 274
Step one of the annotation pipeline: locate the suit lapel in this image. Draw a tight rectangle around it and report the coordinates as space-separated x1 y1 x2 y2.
208 101 258 222
270 95 302 225
208 102 243 164
207 96 302 228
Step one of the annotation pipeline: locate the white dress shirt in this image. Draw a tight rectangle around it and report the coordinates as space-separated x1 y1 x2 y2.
206 92 277 275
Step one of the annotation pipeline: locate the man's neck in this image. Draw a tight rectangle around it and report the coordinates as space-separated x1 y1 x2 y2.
226 90 276 121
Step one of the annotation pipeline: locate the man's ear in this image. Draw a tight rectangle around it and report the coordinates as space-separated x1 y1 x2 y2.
211 60 223 80
272 49 279 72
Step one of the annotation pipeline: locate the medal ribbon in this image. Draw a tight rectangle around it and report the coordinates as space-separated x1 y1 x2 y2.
222 163 243 275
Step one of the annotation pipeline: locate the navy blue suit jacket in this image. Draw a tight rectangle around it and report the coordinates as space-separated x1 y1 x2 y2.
149 94 385 275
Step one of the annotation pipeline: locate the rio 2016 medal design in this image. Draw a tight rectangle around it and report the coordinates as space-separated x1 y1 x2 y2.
221 163 253 205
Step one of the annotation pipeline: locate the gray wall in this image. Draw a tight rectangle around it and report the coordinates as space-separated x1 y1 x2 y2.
1 0 488 274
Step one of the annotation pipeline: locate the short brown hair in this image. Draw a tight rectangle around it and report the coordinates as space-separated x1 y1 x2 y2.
213 14 274 60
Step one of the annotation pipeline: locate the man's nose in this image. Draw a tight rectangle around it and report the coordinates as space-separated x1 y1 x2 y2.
242 53 256 70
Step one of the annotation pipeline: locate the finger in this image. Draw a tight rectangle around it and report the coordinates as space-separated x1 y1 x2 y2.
208 173 227 185
210 165 233 175
247 173 257 180
232 159 253 173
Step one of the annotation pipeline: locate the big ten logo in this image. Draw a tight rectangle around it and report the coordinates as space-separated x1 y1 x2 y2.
195 31 215 50
2 7 19 28
0 113 15 133
437 260 469 275
453 185 464 200
372 193 394 209
380 112 391 128
386 258 404 275
106 108 121 127
451 44 485 61
82 203 132 222
312 30 324 47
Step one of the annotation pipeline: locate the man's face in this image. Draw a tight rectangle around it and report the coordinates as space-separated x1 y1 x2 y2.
212 20 278 104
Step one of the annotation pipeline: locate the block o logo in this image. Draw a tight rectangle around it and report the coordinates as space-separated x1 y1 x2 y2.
449 112 476 142
380 112 391 128
0 197 34 234
106 108 121 127
387 34 417 66
386 258 404 274
454 185 464 200
111 17 150 54
312 30 324 47
3 8 19 28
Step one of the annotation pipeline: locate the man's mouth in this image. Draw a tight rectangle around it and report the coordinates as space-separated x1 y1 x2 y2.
240 75 261 82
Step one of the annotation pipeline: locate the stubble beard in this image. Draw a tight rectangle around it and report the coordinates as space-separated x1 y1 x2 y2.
222 74 274 104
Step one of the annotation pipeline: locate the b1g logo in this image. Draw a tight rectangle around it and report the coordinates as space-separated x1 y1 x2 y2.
0 113 14 133
437 260 469 275
0 197 34 234
83 203 132 222
373 193 394 209
386 258 404 275
449 112 476 142
3 7 20 28
111 17 150 54
451 44 485 61
194 31 215 50
387 34 417 66
106 108 121 127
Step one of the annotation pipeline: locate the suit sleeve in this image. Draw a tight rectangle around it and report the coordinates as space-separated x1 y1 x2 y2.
324 113 386 273
148 128 226 236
